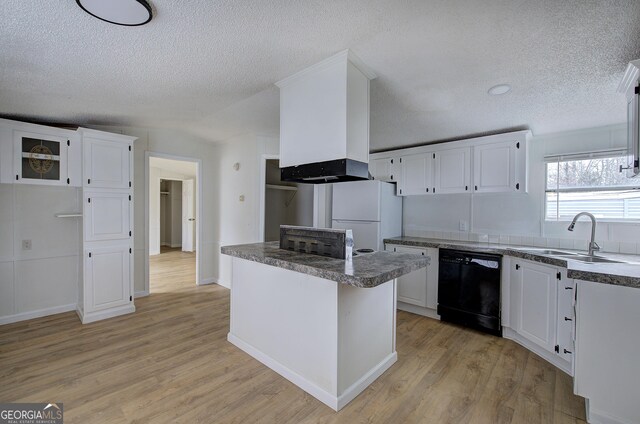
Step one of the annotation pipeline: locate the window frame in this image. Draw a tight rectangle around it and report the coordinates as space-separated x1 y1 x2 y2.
544 149 640 222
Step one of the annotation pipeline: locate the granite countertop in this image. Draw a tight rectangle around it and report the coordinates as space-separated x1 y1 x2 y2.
384 236 640 289
221 241 429 288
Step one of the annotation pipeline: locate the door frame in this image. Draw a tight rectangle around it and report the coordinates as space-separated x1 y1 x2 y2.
144 152 203 293
259 154 279 242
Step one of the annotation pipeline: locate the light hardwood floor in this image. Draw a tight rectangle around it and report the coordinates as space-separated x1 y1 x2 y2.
0 249 586 423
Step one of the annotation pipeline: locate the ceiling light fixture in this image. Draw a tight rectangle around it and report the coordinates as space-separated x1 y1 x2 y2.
76 0 153 26
488 84 511 96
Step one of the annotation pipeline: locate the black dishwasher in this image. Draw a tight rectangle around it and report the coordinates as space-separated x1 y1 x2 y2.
437 249 502 336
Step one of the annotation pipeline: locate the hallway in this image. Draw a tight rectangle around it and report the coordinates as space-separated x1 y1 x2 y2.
150 247 196 293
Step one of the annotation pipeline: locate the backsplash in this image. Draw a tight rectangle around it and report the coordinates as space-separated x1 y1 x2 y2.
403 228 640 255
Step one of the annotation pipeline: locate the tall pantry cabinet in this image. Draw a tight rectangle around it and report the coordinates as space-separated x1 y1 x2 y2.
77 128 136 324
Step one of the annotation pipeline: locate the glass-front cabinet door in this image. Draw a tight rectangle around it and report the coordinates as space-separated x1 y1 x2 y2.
14 131 68 185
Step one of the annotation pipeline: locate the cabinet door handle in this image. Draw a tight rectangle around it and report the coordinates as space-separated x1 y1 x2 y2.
426 188 429 193
564 349 572 354
390 174 393 180
515 264 520 270
465 185 468 191
565 286 573 290
475 185 478 191
564 317 572 321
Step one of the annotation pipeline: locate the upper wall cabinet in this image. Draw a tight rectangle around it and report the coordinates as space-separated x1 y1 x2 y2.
0 119 80 186
369 130 530 197
81 129 133 190
473 138 525 193
398 152 433 196
370 155 400 183
434 147 471 194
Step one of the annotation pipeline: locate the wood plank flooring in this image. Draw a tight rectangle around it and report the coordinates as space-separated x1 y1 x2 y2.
0 249 586 423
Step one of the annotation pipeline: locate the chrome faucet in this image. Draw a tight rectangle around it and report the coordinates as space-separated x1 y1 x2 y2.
567 212 600 256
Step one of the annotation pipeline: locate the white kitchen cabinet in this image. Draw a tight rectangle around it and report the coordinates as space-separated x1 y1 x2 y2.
574 280 640 424
516 260 557 354
507 258 574 375
82 133 131 189
77 128 136 324
385 244 438 317
555 270 575 365
398 153 433 196
82 243 132 317
473 139 525 193
393 245 428 306
0 119 82 186
83 191 131 242
370 155 400 183
434 147 470 194
12 129 80 186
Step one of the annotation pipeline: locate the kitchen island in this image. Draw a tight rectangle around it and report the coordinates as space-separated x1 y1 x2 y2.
221 241 429 411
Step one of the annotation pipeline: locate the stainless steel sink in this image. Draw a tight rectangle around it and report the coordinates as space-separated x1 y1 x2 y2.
567 255 623 264
515 248 625 264
517 248 576 256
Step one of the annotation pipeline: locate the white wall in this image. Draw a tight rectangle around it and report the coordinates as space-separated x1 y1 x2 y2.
0 184 81 323
217 134 279 287
403 124 640 253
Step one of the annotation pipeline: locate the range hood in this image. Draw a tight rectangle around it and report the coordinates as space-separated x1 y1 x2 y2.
276 50 376 184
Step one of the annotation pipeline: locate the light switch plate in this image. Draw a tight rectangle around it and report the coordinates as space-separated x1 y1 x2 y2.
459 220 468 231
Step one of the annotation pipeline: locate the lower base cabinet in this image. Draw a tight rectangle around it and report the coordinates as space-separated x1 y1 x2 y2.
78 242 134 324
385 244 439 318
507 258 573 376
574 280 640 424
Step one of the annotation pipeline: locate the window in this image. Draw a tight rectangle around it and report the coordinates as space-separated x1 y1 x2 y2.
545 151 640 221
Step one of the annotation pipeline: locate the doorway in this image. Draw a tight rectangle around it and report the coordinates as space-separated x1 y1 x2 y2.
146 155 200 293
261 158 314 241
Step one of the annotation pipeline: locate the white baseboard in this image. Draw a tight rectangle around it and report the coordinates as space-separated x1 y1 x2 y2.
397 302 440 320
170 243 182 248
503 327 572 376
336 351 397 410
216 279 230 289
135 290 149 298
198 277 216 286
77 304 135 324
0 303 77 325
585 399 635 424
227 332 396 411
149 249 160 256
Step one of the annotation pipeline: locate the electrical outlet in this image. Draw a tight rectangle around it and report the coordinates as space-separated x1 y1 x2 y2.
22 239 32 250
459 221 468 232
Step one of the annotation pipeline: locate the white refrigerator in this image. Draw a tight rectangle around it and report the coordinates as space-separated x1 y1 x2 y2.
331 180 402 251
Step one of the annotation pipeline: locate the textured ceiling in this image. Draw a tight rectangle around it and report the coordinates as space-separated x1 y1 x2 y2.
1 1 639 150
